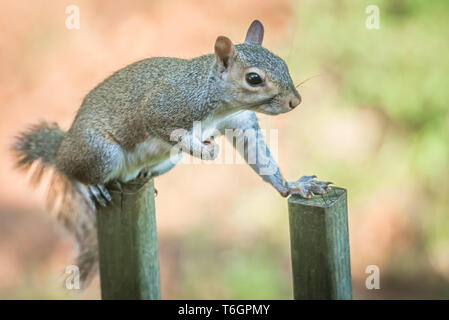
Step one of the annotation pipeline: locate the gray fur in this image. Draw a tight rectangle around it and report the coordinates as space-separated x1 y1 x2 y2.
235 44 295 92
12 20 329 285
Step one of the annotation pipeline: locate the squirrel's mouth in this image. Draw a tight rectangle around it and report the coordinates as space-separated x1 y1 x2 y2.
245 94 278 110
247 94 295 115
249 93 302 116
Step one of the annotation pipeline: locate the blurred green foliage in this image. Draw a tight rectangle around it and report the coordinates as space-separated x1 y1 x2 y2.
175 0 449 299
288 0 449 276
290 0 449 184
178 229 291 299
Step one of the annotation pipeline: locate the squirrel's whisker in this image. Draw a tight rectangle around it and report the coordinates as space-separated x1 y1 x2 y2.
295 74 323 88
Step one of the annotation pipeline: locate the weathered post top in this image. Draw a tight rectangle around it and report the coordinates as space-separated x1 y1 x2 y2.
288 187 352 300
96 178 161 300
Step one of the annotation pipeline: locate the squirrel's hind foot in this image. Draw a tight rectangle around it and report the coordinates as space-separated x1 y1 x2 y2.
88 184 112 207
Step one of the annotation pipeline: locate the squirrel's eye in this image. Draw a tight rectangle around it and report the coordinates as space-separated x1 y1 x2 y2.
245 72 263 86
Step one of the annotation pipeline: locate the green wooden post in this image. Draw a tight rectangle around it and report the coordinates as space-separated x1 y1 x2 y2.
288 187 352 300
96 178 161 300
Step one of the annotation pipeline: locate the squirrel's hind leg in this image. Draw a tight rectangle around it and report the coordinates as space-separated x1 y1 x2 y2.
135 154 182 180
147 155 182 178
55 128 125 207
134 155 182 197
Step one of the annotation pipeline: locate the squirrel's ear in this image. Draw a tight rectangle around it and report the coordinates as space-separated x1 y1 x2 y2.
214 36 235 73
245 20 264 45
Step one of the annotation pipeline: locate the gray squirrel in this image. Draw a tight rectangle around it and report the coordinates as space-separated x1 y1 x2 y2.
13 20 331 283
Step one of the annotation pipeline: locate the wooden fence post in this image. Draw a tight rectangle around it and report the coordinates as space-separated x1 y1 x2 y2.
288 187 352 299
96 178 161 300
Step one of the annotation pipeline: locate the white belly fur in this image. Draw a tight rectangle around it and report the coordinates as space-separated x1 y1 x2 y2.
109 110 245 182
109 136 173 182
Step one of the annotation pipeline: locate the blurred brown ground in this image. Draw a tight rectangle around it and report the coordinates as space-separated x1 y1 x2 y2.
0 0 447 299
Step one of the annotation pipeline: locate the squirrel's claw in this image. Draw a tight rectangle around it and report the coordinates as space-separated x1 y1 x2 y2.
137 170 150 179
98 185 112 202
287 175 332 199
88 185 112 207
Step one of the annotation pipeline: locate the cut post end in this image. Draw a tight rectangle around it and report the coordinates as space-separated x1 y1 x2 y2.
288 186 346 208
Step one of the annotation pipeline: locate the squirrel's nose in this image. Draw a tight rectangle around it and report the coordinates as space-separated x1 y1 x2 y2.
289 95 301 109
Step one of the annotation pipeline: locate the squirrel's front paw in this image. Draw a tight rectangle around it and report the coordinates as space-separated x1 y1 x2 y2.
286 175 332 199
88 184 113 207
201 138 219 160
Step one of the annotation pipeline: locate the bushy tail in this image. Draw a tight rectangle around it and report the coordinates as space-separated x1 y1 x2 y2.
13 122 98 284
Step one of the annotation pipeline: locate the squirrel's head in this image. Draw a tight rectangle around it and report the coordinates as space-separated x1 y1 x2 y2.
214 20 301 115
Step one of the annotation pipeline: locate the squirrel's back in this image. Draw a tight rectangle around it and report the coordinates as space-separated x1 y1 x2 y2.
69 54 217 147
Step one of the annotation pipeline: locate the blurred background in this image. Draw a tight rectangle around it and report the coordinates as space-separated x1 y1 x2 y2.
0 0 448 299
